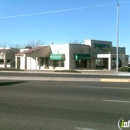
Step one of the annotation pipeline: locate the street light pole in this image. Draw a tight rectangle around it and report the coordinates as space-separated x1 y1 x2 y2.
116 0 119 73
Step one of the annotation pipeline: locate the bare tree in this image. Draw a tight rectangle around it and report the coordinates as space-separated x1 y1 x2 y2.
25 40 44 49
70 40 82 44
14 44 21 49
128 56 130 64
0 42 8 68
0 42 20 68
118 49 129 67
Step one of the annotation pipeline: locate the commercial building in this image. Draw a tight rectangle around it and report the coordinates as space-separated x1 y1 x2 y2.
15 39 129 70
0 48 20 68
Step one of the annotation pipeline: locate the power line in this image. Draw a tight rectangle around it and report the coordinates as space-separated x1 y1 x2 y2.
0 3 116 19
120 1 130 4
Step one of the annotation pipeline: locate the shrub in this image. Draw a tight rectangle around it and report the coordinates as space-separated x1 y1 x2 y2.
118 66 130 72
54 70 81 73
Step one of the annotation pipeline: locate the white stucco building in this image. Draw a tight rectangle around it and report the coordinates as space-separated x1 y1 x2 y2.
0 48 20 68
15 39 129 70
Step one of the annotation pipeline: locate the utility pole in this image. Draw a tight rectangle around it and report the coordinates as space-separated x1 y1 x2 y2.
116 0 119 73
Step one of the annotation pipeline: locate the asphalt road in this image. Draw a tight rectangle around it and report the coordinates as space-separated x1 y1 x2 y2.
0 72 130 79
0 80 130 130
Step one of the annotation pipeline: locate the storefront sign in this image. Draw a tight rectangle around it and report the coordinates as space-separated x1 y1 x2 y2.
94 43 111 51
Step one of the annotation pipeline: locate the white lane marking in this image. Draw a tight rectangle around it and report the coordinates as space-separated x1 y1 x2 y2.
103 99 130 103
76 127 98 130
101 78 130 82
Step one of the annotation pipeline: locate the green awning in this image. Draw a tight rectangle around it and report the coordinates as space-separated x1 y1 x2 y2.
50 54 65 61
74 54 90 60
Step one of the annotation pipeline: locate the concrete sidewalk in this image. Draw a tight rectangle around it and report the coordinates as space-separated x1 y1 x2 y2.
1 69 130 76
0 69 117 75
0 69 130 82
0 76 130 82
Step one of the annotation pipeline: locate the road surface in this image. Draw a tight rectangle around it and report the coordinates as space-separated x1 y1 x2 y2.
0 80 129 130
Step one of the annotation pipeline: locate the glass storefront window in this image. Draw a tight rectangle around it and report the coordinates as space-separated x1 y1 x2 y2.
96 58 104 68
53 60 64 67
75 60 87 68
0 59 4 64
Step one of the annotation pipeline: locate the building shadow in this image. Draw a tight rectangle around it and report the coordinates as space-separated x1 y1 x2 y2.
0 81 26 87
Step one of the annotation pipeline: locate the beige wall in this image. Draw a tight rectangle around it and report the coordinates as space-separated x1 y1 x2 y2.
26 46 51 70
26 46 51 57
69 44 90 69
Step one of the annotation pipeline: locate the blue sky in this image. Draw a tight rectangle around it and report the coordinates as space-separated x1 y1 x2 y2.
0 0 130 55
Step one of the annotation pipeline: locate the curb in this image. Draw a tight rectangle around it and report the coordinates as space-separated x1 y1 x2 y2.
0 70 118 76
1 70 130 76
0 76 130 82
0 76 100 82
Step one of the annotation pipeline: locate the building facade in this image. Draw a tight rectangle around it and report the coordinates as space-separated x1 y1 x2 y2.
0 48 20 68
15 39 129 70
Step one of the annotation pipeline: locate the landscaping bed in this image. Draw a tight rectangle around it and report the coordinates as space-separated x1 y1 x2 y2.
118 66 130 72
0 68 25 71
54 70 81 73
